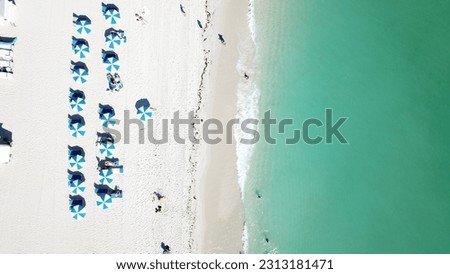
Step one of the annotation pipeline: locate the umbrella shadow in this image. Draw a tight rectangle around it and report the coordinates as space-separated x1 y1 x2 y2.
135 98 150 110
0 123 12 145
101 49 119 61
94 183 114 195
70 61 88 71
69 89 86 100
68 114 85 125
69 195 86 208
102 3 120 13
98 103 115 115
73 13 91 24
94 183 122 196
96 132 115 144
105 27 125 37
71 36 89 47
68 170 85 182
68 145 85 157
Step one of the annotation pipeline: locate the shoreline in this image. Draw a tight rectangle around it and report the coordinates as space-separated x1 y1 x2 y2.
196 0 255 253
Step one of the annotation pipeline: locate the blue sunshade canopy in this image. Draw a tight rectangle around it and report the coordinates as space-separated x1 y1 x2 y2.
96 194 113 210
73 15 92 35
70 205 86 220
102 5 121 25
98 169 114 184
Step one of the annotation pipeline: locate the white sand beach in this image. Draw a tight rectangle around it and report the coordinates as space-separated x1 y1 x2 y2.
0 0 249 253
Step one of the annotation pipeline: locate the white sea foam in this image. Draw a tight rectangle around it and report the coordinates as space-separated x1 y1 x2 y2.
235 0 259 196
236 0 259 253
242 224 249 253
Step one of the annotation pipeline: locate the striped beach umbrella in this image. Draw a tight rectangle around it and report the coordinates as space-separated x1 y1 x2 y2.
72 38 90 59
73 15 92 35
69 97 86 112
68 179 86 194
98 105 117 127
69 90 86 112
105 30 126 49
70 205 86 220
102 52 120 72
137 105 153 121
98 169 114 184
102 4 121 25
69 155 86 170
68 171 85 194
96 194 113 210
68 122 86 138
71 65 89 84
99 142 115 157
100 112 117 127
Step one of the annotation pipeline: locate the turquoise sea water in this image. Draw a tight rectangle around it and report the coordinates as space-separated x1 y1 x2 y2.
245 0 450 253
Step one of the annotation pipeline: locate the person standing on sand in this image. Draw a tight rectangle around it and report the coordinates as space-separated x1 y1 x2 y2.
180 4 186 14
218 34 225 44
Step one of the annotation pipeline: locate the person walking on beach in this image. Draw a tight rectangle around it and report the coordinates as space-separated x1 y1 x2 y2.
244 72 249 80
197 20 203 29
155 205 162 213
218 34 226 44
153 191 165 200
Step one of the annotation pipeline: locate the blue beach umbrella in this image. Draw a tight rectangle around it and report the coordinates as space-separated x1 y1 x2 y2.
68 179 86 194
135 99 153 121
99 142 116 157
105 29 126 49
105 32 121 49
68 171 85 194
70 205 86 220
71 63 89 84
100 112 117 127
102 51 120 72
68 116 86 138
68 122 86 138
102 4 121 25
137 105 153 121
98 104 117 127
98 169 114 184
72 37 90 59
69 155 86 170
73 15 92 35
69 97 86 112
69 90 86 112
96 194 113 210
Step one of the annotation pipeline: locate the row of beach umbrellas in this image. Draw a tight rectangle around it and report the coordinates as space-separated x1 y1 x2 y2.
71 30 126 60
69 192 114 217
69 4 126 219
68 13 91 220
72 4 121 35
